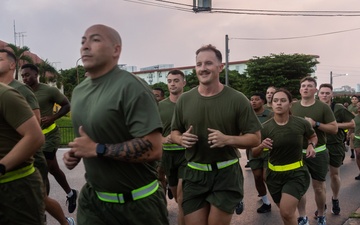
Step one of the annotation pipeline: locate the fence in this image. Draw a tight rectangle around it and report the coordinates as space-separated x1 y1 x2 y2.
58 126 75 147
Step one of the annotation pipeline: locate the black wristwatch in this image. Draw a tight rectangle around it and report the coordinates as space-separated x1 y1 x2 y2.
315 121 320 128
96 144 107 157
0 164 6 176
308 142 316 148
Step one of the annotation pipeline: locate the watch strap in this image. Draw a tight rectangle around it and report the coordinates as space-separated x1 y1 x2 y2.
0 164 6 175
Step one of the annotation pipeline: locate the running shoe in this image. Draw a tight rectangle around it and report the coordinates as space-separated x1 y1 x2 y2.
257 203 271 213
317 216 326 225
66 189 78 213
235 201 244 215
331 198 340 215
66 217 76 225
297 216 309 225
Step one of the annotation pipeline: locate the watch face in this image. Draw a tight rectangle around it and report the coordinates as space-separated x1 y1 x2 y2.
97 144 106 155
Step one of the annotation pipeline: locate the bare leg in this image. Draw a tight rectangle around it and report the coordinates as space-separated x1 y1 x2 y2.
297 194 307 217
279 193 299 225
329 165 340 199
252 168 267 197
208 205 233 225
45 196 69 225
312 179 327 217
184 203 210 225
47 155 71 194
177 179 185 225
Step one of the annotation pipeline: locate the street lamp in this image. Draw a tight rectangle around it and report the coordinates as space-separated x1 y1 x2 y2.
330 71 348 86
76 57 82 84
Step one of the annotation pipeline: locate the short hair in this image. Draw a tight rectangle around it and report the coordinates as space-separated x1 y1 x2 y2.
300 76 317 87
167 70 185 79
319 83 333 91
272 88 293 104
251 92 266 103
153 87 164 97
351 95 360 101
196 44 222 62
21 63 39 74
0 49 16 63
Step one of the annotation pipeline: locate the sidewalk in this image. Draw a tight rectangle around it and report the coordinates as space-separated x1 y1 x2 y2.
343 208 360 225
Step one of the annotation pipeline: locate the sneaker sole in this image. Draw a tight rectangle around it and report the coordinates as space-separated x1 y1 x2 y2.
331 209 340 215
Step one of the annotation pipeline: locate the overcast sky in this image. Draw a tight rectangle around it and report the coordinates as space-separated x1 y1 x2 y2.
1 0 359 89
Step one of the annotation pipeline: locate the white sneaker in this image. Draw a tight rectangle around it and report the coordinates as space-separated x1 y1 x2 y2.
298 216 309 225
66 217 76 225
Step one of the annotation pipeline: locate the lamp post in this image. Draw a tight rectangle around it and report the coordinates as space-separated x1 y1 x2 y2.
76 57 82 84
330 71 348 86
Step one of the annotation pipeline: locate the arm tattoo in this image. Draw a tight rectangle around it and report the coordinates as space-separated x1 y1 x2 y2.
105 138 153 161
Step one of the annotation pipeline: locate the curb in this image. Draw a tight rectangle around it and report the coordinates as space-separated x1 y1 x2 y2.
342 208 360 225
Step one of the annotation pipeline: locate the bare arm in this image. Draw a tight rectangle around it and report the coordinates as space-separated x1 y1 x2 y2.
105 131 163 162
33 108 41 124
66 126 162 164
252 137 273 158
171 126 198 149
0 116 44 171
317 121 338 135
337 119 355 130
42 98 70 128
219 131 261 149
305 133 317 158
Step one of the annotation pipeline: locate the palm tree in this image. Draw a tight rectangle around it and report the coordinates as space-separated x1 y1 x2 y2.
6 43 34 80
36 59 61 86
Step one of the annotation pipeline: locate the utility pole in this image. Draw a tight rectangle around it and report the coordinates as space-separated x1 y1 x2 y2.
13 20 16 46
330 71 333 86
225 34 229 86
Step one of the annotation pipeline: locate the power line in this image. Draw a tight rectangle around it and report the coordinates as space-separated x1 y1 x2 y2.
230 27 360 40
124 0 193 12
125 0 360 16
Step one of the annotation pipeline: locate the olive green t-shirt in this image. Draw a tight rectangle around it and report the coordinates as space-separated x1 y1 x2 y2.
9 80 39 110
257 108 273 124
354 115 360 137
71 66 163 192
327 103 354 144
172 86 262 163
159 98 175 137
0 84 34 168
348 104 358 115
34 83 67 119
292 100 336 148
262 116 315 165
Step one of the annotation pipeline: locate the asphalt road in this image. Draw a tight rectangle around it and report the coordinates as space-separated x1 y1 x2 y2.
47 149 360 225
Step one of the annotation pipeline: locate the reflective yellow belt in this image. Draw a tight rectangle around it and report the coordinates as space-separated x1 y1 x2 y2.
0 164 35 183
187 158 238 172
302 144 326 153
268 161 303 172
355 135 360 140
163 143 186 151
42 123 56 135
95 180 159 204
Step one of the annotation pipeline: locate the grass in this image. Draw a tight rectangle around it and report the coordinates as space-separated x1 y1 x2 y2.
56 116 73 126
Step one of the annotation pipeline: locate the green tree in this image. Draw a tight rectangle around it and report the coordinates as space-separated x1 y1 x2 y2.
60 66 86 100
184 69 247 92
151 82 169 97
6 43 34 80
242 53 319 98
36 59 59 84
